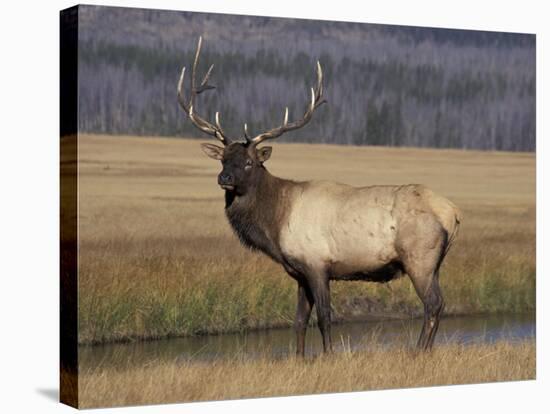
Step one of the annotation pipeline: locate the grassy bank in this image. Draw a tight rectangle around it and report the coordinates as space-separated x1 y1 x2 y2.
78 340 535 408
76 135 535 344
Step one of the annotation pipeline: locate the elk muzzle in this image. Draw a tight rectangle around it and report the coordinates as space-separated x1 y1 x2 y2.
218 172 235 191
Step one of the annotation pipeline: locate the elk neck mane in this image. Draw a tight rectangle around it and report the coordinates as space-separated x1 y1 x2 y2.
224 166 296 263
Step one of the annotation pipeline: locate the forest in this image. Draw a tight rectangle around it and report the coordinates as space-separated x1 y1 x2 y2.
76 5 535 151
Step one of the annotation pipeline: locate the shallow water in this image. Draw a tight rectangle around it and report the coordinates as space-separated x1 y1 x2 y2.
79 313 535 370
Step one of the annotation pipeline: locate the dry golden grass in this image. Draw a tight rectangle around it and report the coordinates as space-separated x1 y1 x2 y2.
78 340 535 408
76 134 535 344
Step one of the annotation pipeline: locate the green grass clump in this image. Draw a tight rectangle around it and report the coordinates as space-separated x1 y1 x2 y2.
78 245 297 344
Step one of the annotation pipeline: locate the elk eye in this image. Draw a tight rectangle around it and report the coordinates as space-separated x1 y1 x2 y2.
244 160 253 170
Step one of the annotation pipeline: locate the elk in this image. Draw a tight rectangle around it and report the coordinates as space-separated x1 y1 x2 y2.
177 37 461 356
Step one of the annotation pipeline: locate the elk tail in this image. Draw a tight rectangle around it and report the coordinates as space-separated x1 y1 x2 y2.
442 203 461 259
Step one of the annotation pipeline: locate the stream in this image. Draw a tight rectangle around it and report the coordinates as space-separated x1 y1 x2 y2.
79 313 535 370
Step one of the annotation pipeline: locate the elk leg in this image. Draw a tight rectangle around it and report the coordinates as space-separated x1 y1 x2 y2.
401 221 447 351
424 279 445 350
309 275 333 353
294 280 314 357
417 309 429 349
415 274 444 351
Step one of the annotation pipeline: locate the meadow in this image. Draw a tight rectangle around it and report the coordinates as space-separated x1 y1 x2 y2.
78 340 535 408
77 134 535 345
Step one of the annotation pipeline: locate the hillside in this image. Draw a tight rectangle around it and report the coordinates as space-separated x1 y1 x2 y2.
75 5 535 151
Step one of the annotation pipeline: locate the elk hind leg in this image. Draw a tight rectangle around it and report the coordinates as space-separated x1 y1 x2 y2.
415 273 445 350
400 217 447 350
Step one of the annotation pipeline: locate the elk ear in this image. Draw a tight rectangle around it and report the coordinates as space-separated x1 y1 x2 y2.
256 146 272 163
200 143 224 160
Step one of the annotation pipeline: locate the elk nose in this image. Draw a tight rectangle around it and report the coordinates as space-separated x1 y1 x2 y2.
218 173 233 185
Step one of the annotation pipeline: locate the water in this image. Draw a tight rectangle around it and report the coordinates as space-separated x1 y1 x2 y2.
79 313 535 370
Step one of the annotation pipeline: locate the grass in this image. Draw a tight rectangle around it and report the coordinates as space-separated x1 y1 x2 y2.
78 339 535 408
74 134 536 344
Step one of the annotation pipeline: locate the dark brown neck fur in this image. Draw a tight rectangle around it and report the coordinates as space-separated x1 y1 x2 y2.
224 167 295 263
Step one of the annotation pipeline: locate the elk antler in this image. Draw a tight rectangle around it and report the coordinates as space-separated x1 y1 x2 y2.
246 61 326 147
177 36 232 145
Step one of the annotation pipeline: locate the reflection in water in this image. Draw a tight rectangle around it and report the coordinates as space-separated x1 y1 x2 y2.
80 313 535 370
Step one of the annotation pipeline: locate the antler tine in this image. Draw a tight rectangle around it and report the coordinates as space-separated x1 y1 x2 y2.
190 36 202 107
177 37 232 145
196 64 215 94
249 61 326 146
177 66 187 108
244 123 251 141
316 61 324 102
215 111 228 138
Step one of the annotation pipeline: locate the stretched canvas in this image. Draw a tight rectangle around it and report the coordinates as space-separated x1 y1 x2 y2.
60 4 536 409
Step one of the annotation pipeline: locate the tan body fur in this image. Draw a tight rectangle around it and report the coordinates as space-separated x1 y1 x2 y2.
281 182 460 281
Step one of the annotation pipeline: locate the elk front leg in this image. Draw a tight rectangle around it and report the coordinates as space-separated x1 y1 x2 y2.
294 280 314 357
309 274 333 354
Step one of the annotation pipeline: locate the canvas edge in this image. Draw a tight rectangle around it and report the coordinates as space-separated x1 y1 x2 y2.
60 4 79 409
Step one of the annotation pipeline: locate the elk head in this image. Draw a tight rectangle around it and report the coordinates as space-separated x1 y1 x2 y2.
177 37 326 195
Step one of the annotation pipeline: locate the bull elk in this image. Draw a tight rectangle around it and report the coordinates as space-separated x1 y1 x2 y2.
177 37 461 356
